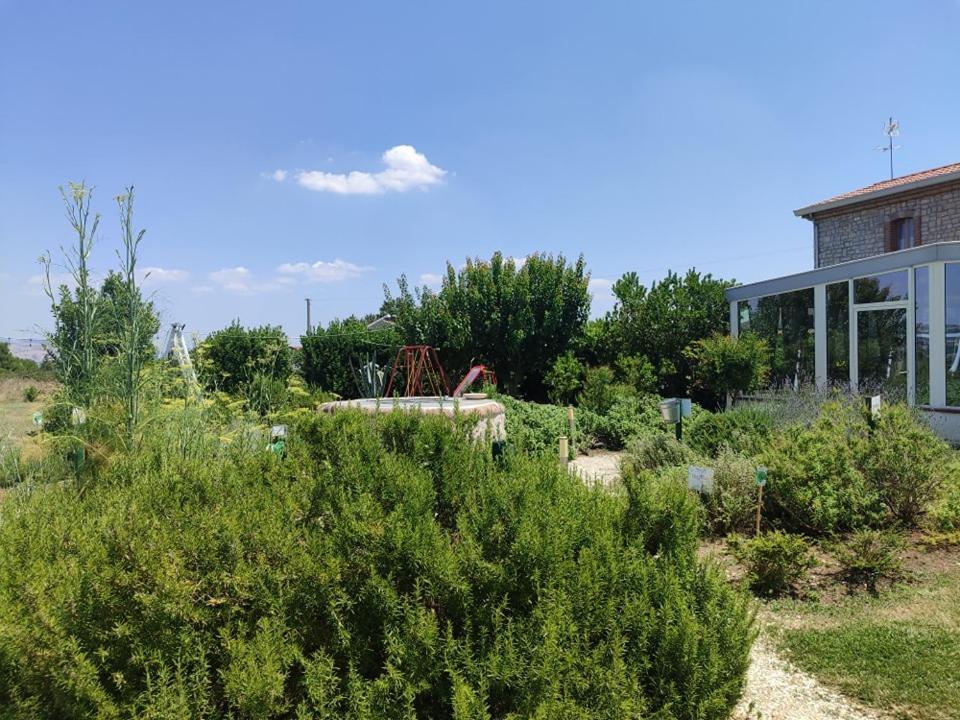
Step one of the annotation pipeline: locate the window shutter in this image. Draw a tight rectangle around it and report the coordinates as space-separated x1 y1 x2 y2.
914 215 922 246
884 219 895 252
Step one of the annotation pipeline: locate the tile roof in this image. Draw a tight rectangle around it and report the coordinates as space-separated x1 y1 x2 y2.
796 161 960 216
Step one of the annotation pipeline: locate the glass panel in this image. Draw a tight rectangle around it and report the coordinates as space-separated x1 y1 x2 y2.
915 266 929 405
854 270 908 303
826 282 849 386
738 289 815 389
857 308 907 400
946 263 960 406
899 219 914 249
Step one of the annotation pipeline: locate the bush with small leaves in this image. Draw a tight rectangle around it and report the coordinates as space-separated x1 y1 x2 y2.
701 447 761 536
625 431 697 473
929 459 960 532
830 530 905 594
686 407 772 459
732 531 816 598
0 408 755 718
761 401 883 535
859 405 950 527
544 352 584 405
22 385 39 402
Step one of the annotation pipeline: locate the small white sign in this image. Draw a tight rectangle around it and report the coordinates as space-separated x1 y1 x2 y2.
688 465 715 494
680 398 692 419
869 394 882 419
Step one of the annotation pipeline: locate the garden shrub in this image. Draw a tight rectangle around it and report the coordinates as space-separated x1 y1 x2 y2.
830 530 905 594
577 365 627 415
701 447 761 536
581 393 662 450
498 395 589 457
0 409 754 718
243 372 289 416
929 458 960 531
22 385 39 402
731 531 816 598
760 401 882 535
196 321 291 394
544 352 583 405
621 464 705 564
858 405 950 527
624 431 697 472
685 407 772 458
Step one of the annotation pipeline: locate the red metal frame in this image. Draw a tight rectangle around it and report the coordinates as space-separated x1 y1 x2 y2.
383 345 450 397
452 365 497 397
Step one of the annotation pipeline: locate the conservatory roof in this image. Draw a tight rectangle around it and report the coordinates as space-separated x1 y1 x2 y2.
726 241 960 302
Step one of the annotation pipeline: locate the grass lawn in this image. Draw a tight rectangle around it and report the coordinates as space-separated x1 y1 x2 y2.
0 377 55 457
767 544 960 720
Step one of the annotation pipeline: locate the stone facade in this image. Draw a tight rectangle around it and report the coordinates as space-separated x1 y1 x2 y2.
813 179 960 267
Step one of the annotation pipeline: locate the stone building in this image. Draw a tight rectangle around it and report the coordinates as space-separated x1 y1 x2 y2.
795 162 960 268
725 162 960 442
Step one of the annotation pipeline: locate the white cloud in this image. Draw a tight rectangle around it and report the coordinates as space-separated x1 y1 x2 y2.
208 266 255 293
276 259 372 283
271 169 287 182
140 266 189 284
420 272 443 287
292 145 446 195
588 277 613 294
588 277 616 316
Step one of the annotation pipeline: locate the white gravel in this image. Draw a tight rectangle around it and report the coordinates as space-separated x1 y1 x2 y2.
569 451 622 488
733 637 888 720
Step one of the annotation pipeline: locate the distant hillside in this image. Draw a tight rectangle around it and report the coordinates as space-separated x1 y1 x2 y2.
2 339 47 364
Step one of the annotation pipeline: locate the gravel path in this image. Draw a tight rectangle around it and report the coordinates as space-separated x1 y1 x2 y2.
733 637 887 720
568 451 622 488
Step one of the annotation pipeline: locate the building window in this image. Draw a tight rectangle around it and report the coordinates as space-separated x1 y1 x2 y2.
886 215 920 252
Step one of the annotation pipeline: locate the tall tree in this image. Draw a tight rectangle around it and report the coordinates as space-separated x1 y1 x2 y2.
599 269 734 399
383 252 591 399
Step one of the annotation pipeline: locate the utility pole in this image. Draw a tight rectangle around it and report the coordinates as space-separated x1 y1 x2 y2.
305 298 312 334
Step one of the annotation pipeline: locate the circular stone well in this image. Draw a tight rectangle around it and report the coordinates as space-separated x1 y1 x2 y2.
319 396 506 442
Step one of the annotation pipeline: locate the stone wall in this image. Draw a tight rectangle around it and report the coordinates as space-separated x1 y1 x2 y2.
814 180 960 267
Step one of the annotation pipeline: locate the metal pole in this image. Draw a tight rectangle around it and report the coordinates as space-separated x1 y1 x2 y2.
755 484 763 536
559 436 569 467
305 298 312 334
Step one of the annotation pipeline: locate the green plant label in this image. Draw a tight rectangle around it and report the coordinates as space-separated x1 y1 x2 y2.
755 466 768 487
32 412 43 426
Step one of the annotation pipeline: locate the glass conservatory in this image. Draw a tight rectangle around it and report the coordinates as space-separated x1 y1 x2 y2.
726 242 960 441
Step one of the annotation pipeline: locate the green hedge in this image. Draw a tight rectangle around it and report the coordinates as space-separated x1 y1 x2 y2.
0 410 754 718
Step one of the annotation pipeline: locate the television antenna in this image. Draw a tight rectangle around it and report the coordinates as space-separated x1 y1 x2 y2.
875 117 901 180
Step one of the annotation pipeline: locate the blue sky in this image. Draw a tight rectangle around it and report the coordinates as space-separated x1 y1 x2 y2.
2 0 959 341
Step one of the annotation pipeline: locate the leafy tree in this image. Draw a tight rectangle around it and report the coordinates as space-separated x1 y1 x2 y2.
300 316 400 398
686 332 770 410
615 353 658 394
598 269 734 400
197 322 291 394
97 271 160 362
382 252 591 399
544 352 583 405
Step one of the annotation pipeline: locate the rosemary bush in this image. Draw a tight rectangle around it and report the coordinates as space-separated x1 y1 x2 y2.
0 409 754 718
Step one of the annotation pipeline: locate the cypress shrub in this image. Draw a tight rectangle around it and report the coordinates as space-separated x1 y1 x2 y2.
0 410 754 718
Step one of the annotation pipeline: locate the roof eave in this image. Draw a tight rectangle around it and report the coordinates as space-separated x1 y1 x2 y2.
793 169 960 219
